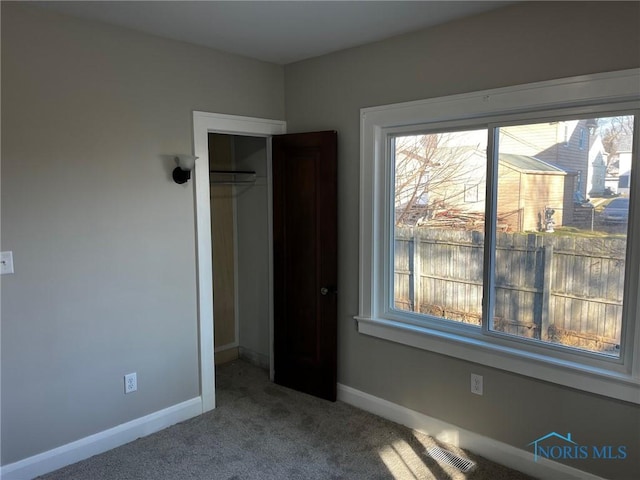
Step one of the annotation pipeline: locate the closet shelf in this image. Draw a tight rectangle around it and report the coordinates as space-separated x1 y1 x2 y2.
210 170 257 185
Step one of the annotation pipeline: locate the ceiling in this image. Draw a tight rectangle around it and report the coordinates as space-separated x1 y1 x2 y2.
33 1 511 65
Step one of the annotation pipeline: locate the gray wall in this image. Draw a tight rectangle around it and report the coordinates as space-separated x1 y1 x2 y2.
3 1 640 478
0 3 283 465
284 2 640 479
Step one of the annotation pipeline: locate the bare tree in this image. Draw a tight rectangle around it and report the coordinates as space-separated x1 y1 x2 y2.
599 115 634 174
394 132 485 225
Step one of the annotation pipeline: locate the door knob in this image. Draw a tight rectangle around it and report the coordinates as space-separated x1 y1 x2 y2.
320 286 337 296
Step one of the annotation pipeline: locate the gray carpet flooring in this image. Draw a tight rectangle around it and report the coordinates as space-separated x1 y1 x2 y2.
38 360 536 479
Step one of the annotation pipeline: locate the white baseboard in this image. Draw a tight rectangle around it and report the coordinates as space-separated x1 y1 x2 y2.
239 346 270 371
0 397 202 480
0 387 608 480
215 342 239 353
337 384 604 480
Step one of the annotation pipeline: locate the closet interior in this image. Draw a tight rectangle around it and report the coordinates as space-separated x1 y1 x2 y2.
208 133 270 371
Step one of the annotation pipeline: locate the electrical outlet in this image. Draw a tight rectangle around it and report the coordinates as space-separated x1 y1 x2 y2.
471 373 483 395
124 373 137 394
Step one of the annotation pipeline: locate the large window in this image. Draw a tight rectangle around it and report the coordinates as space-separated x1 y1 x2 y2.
358 70 640 403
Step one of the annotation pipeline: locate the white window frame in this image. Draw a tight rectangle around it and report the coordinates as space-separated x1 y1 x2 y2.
357 69 640 404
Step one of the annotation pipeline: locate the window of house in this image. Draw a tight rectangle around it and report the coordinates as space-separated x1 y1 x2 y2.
464 184 480 203
579 127 587 149
358 69 640 403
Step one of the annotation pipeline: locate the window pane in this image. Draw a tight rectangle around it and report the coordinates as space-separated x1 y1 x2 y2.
393 129 487 326
492 115 635 357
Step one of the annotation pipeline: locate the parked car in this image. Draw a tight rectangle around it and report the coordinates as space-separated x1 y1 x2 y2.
601 198 629 224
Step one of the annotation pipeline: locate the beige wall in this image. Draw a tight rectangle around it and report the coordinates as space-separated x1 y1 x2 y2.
1 3 283 464
284 2 640 479
209 134 238 364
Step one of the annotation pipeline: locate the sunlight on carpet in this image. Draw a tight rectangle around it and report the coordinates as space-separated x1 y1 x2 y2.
379 433 480 480
379 440 435 479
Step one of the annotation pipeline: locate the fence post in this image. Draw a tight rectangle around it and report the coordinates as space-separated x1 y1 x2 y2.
413 228 422 313
541 245 554 341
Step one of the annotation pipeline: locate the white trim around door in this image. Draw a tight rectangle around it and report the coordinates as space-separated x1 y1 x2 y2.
192 111 287 412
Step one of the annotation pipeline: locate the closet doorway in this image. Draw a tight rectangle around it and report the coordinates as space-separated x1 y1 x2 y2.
193 112 286 412
192 112 337 411
209 133 271 371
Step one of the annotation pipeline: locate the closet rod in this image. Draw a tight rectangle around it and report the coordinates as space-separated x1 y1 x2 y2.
210 170 257 185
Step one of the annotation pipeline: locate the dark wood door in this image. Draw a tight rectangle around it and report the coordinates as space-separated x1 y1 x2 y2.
272 131 338 401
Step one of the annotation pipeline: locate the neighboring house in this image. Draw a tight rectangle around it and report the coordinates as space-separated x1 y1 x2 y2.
498 119 599 198
618 170 631 195
610 136 634 194
394 122 607 231
394 131 487 225
496 154 573 231
395 153 486 221
587 135 607 196
395 136 574 231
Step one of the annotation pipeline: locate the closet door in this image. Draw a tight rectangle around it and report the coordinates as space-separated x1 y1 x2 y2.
272 131 338 401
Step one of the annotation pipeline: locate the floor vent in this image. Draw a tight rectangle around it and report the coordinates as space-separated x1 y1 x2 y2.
426 446 476 473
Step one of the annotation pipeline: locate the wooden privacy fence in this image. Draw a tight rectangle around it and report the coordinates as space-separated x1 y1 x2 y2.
394 227 625 354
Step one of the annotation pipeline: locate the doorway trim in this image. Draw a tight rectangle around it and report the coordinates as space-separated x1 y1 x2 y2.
192 111 286 412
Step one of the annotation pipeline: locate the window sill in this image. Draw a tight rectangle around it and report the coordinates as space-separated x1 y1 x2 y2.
355 315 640 404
